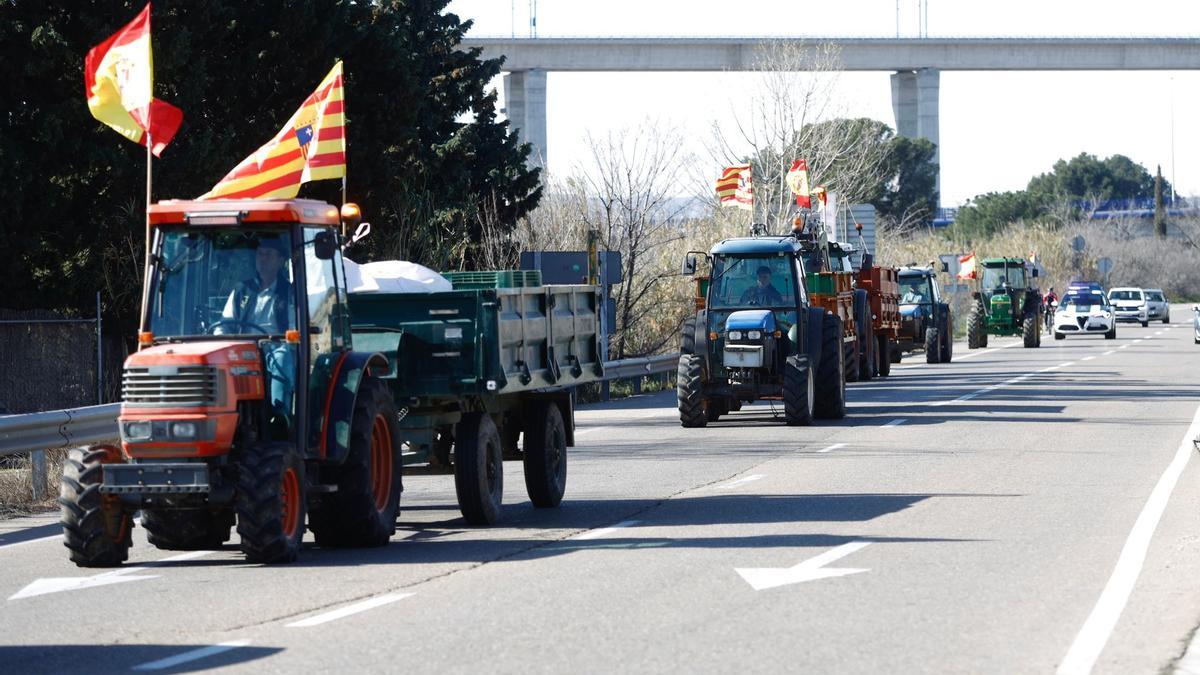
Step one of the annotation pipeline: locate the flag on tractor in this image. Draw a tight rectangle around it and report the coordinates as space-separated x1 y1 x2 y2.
84 3 183 157
786 159 811 208
957 252 977 279
200 62 347 200
715 164 753 211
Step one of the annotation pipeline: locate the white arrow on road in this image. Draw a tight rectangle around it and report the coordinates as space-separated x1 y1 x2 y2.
735 541 871 591
8 551 210 600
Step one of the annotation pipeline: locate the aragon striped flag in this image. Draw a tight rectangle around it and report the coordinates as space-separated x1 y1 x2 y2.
200 62 346 200
715 164 753 211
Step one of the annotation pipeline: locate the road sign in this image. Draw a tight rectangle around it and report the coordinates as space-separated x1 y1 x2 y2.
1071 235 1087 252
1097 257 1114 277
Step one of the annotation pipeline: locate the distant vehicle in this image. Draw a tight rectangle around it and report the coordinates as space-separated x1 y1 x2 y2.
1107 287 1149 327
1053 291 1116 340
1068 281 1104 294
1192 305 1200 344
1143 288 1170 324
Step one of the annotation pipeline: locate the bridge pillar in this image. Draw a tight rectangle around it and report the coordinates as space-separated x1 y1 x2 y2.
891 68 940 204
502 69 547 169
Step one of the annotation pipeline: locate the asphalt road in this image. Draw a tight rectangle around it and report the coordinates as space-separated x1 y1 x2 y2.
2 306 1199 674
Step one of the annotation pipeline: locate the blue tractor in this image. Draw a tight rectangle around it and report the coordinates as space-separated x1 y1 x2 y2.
677 235 847 427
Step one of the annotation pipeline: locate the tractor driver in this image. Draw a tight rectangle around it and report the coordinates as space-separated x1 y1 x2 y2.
740 265 784 306
217 236 296 424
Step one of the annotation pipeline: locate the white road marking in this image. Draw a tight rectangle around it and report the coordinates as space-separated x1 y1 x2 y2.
736 541 871 591
715 474 765 490
9 551 211 600
1103 350 1116 356
816 443 846 454
893 340 1018 369
1175 627 1200 674
132 640 251 671
287 593 413 628
0 534 60 551
882 418 908 428
573 427 604 436
572 520 641 540
1119 344 1130 349
934 362 1072 407
1056 402 1200 675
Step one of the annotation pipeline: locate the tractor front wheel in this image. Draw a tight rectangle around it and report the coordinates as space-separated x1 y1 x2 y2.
677 354 708 428
310 378 403 548
783 355 815 426
1023 312 1040 348
814 314 846 419
60 445 132 568
235 443 306 564
925 326 941 364
523 401 568 508
454 412 504 525
939 312 954 363
143 509 233 551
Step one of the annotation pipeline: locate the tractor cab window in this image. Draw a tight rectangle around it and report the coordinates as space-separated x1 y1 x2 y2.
710 255 797 309
981 264 1026 290
899 276 933 305
149 228 297 338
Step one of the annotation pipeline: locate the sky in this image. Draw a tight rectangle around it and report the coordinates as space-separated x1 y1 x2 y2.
445 0 1200 207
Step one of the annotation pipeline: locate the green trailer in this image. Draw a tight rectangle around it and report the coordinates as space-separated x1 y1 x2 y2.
348 274 604 524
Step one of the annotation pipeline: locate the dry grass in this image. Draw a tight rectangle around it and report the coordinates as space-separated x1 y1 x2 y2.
0 450 66 518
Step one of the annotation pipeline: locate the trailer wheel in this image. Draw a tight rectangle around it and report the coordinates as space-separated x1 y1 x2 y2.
854 289 873 381
60 445 132 568
310 378 403 548
523 401 567 508
677 354 707 428
844 336 860 384
454 412 504 525
782 355 815 426
814 314 846 419
925 325 941 364
877 335 892 377
235 443 306 564
143 509 233 551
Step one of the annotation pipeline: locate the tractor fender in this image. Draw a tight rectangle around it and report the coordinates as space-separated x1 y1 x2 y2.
692 309 711 373
805 306 826 372
316 350 390 464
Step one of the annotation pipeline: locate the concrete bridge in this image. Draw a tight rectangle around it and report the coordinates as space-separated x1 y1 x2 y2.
462 36 1200 195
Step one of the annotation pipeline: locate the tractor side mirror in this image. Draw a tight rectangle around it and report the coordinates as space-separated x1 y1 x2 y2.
681 253 697 276
349 221 371 246
313 230 338 260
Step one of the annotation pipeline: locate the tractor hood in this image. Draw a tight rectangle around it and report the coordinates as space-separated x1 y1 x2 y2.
126 340 262 368
725 310 776 332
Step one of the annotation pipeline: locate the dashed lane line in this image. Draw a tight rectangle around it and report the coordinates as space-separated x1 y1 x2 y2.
714 474 765 490
286 593 414 628
816 443 847 454
132 640 252 671
571 520 642 540
932 362 1073 407
882 419 908 428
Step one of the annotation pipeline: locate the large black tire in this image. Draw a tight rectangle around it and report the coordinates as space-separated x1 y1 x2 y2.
60 446 132 568
854 291 875 381
236 443 306 564
925 326 941 364
844 334 860 383
967 302 988 349
523 401 567 508
680 315 697 354
877 335 892 377
1023 311 1040 348
939 310 954 363
143 509 234 551
454 412 504 525
782 354 815 426
814 314 847 419
677 354 707 428
1054 331 1065 340
729 399 743 412
310 379 403 548
706 397 728 423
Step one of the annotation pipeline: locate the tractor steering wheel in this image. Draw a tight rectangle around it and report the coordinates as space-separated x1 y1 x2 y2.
207 319 273 335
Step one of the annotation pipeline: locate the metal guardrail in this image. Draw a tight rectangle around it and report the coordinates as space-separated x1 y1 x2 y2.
0 355 683 458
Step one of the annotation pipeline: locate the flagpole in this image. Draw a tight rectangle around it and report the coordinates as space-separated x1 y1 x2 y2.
140 131 152 335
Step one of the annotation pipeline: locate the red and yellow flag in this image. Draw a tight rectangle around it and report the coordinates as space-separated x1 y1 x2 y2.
957 252 977 280
84 3 182 157
786 159 811 208
716 164 753 211
200 62 346 200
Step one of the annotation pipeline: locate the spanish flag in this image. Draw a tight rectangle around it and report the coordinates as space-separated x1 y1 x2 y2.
957 252 977 280
716 164 753 211
84 3 182 157
200 62 346 200
786 159 811 208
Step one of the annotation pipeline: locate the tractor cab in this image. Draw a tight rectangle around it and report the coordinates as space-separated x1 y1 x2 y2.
967 257 1042 349
979 257 1033 325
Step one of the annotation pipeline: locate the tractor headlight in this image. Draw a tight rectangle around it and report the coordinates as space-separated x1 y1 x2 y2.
123 421 152 441
171 422 198 440
728 330 743 341
748 330 762 340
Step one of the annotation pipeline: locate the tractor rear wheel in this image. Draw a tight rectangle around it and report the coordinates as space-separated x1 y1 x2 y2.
855 295 875 380
523 401 567 508
235 443 306 564
310 378 403 548
925 326 941 364
782 355 815 426
677 354 708 428
60 445 132 568
814 314 846 419
143 509 234 551
877 335 892 377
706 397 728 423
454 412 504 525
844 335 860 383
1023 311 1040 348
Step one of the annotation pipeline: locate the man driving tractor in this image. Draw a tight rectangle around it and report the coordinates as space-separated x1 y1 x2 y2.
740 265 784 306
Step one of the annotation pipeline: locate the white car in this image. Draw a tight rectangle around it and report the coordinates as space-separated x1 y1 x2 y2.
1108 287 1149 327
1143 288 1170 324
1054 291 1116 339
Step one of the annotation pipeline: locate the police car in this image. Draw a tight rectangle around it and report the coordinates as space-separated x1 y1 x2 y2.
1053 290 1116 340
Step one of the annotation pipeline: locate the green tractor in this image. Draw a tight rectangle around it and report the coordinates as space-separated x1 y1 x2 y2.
966 257 1042 349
